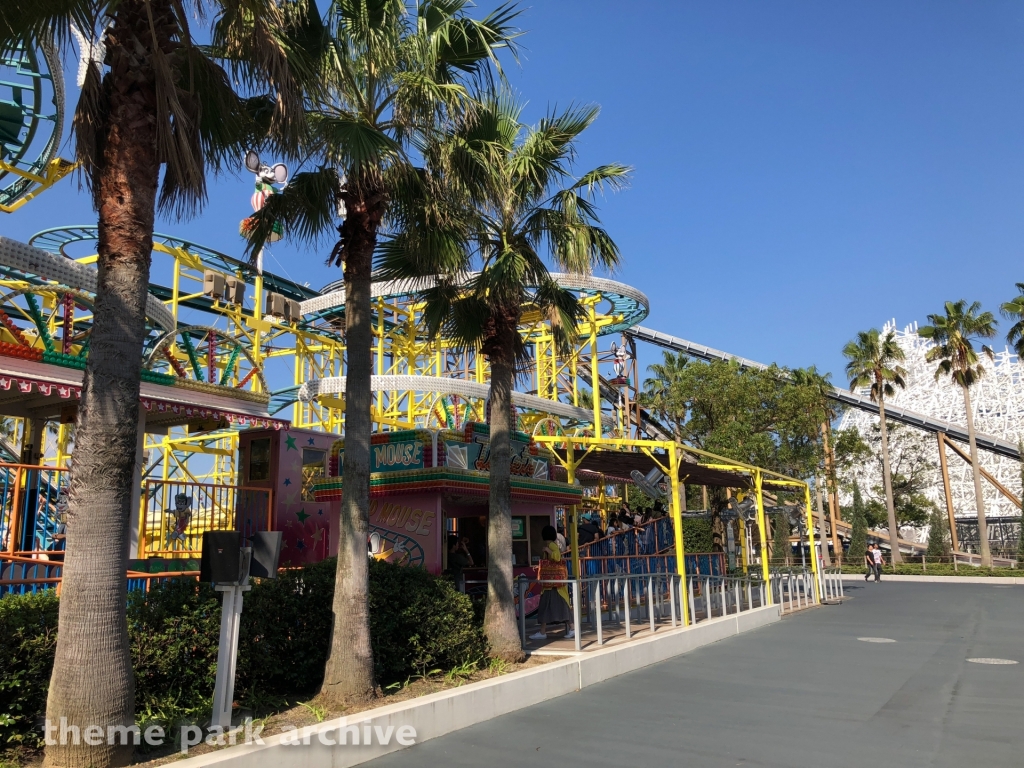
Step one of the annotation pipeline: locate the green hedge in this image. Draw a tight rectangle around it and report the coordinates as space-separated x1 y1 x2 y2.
682 518 714 553
0 591 59 748
839 564 1019 577
1 559 484 750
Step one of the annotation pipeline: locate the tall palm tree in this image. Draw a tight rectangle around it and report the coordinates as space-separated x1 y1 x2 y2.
2 4 301 766
843 329 907 563
378 92 629 659
1000 283 1024 356
244 0 519 701
919 301 998 567
642 351 691 443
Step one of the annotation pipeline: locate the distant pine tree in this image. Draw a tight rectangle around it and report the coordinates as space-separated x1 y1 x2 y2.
927 509 949 558
848 482 868 569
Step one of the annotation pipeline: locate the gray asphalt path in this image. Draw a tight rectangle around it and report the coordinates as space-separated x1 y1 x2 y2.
362 582 1024 768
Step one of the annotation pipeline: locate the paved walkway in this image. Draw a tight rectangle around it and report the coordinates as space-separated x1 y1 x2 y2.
363 582 1024 768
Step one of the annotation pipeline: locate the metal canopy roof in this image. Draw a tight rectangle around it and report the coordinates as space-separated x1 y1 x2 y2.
554 448 753 489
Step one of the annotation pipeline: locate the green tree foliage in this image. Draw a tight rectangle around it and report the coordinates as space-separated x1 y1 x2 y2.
842 328 908 562
1000 284 1024 357
641 353 834 480
920 300 999 567
771 514 791 565
927 509 950 558
377 91 628 660
857 422 937 530
244 0 520 697
847 482 868 563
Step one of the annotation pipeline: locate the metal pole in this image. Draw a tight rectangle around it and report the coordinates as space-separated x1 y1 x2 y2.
669 573 678 627
648 575 655 633
572 579 582 652
597 578 604 645
212 583 247 728
668 449 690 625
688 575 696 623
517 575 527 648
803 485 821 604
624 576 632 639
754 471 772 596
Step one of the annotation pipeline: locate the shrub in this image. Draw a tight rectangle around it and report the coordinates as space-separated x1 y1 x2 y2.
681 518 714 553
236 557 337 700
0 559 486 748
129 579 221 716
367 558 486 684
0 591 59 748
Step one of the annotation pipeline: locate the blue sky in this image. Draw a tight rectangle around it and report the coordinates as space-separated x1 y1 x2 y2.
5 0 1024 386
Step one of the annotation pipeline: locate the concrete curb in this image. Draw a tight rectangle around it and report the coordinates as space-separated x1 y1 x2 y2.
172 604 781 768
841 573 1024 584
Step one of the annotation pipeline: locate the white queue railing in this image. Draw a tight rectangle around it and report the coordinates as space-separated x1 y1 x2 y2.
513 571 770 652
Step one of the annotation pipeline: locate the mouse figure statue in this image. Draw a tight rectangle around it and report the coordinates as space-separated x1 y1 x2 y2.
239 149 289 245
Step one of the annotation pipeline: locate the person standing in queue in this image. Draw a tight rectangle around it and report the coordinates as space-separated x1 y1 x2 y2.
530 525 575 641
448 536 473 593
577 512 601 546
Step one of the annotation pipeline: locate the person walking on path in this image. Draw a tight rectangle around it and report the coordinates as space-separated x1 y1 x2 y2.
529 525 575 641
864 545 874 582
871 544 884 581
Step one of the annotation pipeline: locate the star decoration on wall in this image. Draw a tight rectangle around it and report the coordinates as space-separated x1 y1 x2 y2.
311 527 324 544
317 508 324 516
295 539 306 550
296 508 310 523
283 478 292 486
308 437 316 445
285 435 297 451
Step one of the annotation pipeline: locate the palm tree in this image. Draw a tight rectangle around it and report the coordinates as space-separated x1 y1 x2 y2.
2 4 301 766
1000 283 1024 356
244 1 519 701
843 329 907 563
919 301 998 567
642 351 691 443
378 92 629 659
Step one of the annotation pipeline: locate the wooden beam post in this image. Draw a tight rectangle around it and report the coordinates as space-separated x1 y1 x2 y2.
937 432 960 552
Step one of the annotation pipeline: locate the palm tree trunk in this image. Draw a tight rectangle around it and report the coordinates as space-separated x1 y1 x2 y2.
44 3 162 765
320 186 383 704
961 384 991 567
484 338 526 662
876 397 902 563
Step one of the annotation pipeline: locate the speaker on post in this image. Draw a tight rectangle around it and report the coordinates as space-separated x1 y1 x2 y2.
249 531 283 579
200 531 241 583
